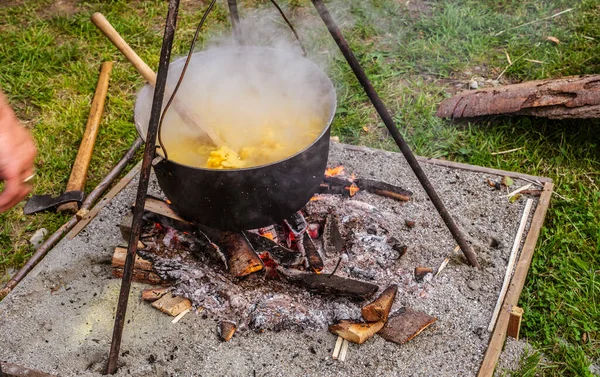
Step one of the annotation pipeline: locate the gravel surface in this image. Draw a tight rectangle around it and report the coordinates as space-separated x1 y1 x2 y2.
0 142 545 376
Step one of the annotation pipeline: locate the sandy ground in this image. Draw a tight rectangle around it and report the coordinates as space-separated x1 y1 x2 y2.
0 143 546 376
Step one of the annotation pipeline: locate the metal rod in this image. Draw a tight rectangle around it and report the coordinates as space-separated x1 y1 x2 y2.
311 0 479 268
228 0 242 44
0 137 143 300
269 0 307 56
105 0 180 373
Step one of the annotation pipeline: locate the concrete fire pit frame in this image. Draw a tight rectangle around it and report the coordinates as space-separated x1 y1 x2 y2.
0 142 553 377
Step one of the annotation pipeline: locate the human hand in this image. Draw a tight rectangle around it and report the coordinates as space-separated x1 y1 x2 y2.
0 91 36 212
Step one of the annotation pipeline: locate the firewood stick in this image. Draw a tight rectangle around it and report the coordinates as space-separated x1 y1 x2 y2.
339 339 349 362
488 199 534 332
332 336 343 360
434 245 460 278
171 307 191 324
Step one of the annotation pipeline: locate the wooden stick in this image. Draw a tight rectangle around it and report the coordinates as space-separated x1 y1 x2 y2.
171 307 191 324
478 182 553 376
487 198 534 332
339 339 349 362
332 336 343 359
58 61 113 213
507 306 524 340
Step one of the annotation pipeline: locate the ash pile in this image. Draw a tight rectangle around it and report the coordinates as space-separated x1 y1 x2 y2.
114 166 439 346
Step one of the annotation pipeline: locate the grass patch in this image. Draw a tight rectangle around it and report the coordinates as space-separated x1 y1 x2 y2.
0 0 598 375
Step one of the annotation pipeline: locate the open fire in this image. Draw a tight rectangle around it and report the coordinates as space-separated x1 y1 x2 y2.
114 166 438 346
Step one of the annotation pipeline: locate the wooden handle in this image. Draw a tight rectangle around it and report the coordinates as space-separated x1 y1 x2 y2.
91 13 156 86
58 61 113 215
91 12 223 147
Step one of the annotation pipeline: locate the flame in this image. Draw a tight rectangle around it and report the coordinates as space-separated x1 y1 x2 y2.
325 165 345 177
346 183 360 197
310 195 322 202
262 232 275 241
165 199 172 204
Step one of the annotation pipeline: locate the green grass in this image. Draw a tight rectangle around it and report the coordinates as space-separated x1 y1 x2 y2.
0 0 598 375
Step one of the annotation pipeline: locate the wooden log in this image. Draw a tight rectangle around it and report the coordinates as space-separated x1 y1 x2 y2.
218 231 264 277
142 287 169 302
277 267 379 300
303 235 324 273
354 178 413 202
362 284 397 322
151 292 192 316
329 320 384 344
112 268 163 285
507 306 524 340
112 247 153 271
436 75 600 120
218 321 237 341
141 196 196 232
377 307 437 344
323 213 344 256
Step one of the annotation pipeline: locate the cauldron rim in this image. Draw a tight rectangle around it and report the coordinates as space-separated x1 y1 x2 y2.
134 46 337 172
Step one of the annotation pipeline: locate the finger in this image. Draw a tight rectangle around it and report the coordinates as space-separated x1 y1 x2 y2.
0 175 30 212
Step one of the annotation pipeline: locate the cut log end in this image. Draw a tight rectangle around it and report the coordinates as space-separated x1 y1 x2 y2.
151 293 192 317
362 284 398 322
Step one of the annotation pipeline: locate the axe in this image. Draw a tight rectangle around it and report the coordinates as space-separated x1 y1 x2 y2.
24 61 113 215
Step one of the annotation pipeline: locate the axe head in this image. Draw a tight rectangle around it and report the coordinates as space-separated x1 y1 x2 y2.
24 191 85 215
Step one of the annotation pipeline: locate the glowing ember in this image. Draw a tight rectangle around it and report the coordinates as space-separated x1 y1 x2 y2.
310 195 322 202
346 183 360 197
325 165 345 177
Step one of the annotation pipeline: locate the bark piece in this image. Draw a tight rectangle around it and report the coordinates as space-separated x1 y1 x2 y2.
277 267 378 300
361 284 398 322
151 292 192 316
377 307 437 344
329 320 385 344
436 75 600 120
218 321 237 341
323 213 344 256
142 287 169 302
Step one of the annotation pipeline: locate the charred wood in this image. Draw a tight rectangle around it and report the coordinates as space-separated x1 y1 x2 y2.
302 235 324 273
277 267 378 300
243 231 303 267
323 213 344 256
329 320 384 344
283 211 308 236
377 307 437 344
361 284 398 322
219 231 264 277
354 178 413 202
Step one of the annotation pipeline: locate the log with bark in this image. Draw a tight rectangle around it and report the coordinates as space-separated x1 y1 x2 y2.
243 231 303 267
436 75 600 120
111 246 166 285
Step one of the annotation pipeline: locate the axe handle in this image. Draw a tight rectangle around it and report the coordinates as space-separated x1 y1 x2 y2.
58 61 113 213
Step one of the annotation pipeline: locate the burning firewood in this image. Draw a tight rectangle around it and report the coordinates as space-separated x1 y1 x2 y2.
218 231 264 277
218 321 237 341
151 292 192 317
414 267 433 282
302 235 324 273
243 231 303 267
329 320 385 344
277 267 379 300
142 287 169 302
361 284 398 322
377 307 437 344
354 178 413 202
